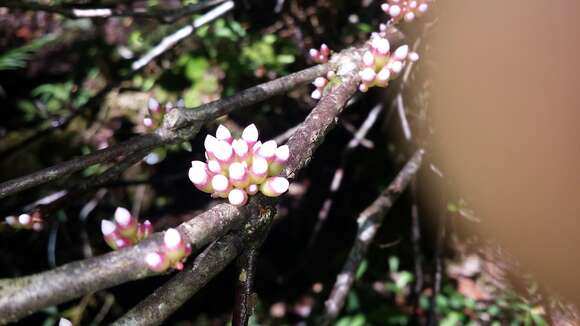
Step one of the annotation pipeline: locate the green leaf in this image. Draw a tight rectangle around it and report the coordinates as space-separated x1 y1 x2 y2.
356 259 368 279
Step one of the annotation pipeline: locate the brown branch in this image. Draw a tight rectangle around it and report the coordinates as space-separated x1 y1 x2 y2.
0 63 332 199
323 149 424 324
232 248 259 326
0 0 227 23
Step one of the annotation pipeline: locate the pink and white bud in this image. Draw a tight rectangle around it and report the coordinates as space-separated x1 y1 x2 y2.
207 159 222 174
138 220 153 240
260 177 290 197
115 237 132 249
216 124 233 144
418 3 428 14
360 67 377 83
381 3 390 13
143 116 154 128
148 97 160 114
247 184 259 195
229 162 250 188
408 52 420 62
388 60 404 75
164 228 188 261
213 140 234 166
363 51 375 67
268 145 290 176
409 1 419 9
249 157 269 184
320 43 330 57
145 251 170 273
393 45 409 61
232 139 250 162
5 216 16 226
101 219 119 249
309 48 319 60
204 135 219 160
115 207 137 238
189 161 213 193
59 318 73 326
372 37 390 56
228 188 249 207
311 89 322 100
257 140 278 162
376 67 392 85
359 83 369 93
252 141 262 155
404 11 416 22
389 5 402 17
211 174 232 196
313 77 328 88
18 214 32 226
242 124 259 148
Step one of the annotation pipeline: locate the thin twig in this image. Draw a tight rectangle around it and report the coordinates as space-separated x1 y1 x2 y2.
323 149 424 324
0 63 332 199
0 0 227 23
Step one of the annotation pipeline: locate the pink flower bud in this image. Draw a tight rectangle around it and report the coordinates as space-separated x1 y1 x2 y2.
148 97 160 114
268 145 289 176
311 89 322 100
229 162 250 188
389 5 402 17
252 141 262 155
101 220 119 249
393 45 409 61
228 188 249 206
213 140 234 167
313 77 328 88
418 3 428 14
216 124 233 144
211 174 232 196
260 177 290 197
232 139 250 162
320 43 330 57
115 237 132 249
138 220 153 240
359 83 369 93
360 67 377 83
145 251 170 273
207 160 222 174
59 318 73 326
388 60 404 75
408 52 420 62
372 37 390 56
381 3 390 13
404 11 416 22
257 140 278 162
249 157 269 184
363 51 375 67
409 1 418 9
204 135 219 160
143 116 154 128
189 161 213 193
164 228 188 262
242 124 259 148
5 216 16 226
18 214 31 226
247 184 259 195
376 67 392 85
309 48 319 60
115 207 137 238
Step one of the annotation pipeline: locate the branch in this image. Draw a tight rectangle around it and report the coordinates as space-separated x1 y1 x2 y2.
323 149 424 324
0 0 227 23
0 63 332 199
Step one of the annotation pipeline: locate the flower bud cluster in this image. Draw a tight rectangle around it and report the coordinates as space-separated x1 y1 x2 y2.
143 97 168 129
309 44 331 64
381 0 432 22
145 228 192 272
310 71 337 100
4 213 43 231
189 124 290 206
358 35 419 92
101 207 153 250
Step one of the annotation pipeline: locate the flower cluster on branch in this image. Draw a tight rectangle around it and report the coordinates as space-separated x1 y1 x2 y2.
145 228 192 272
101 207 152 250
188 124 290 206
381 0 432 22
4 213 43 231
309 43 331 64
